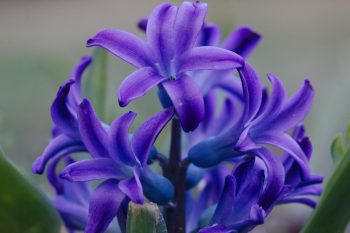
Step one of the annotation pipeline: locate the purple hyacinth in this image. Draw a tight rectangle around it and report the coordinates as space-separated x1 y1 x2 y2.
32 1 324 233
199 126 322 233
189 65 314 178
87 1 244 132
58 100 174 232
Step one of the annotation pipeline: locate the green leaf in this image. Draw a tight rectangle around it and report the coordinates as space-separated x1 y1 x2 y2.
0 147 61 233
302 137 350 233
126 202 168 233
84 47 108 121
330 135 345 164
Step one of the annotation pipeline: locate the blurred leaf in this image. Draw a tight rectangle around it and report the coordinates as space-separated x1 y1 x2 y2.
347 121 350 145
302 125 350 233
330 135 345 164
0 147 61 233
84 47 108 121
126 202 167 233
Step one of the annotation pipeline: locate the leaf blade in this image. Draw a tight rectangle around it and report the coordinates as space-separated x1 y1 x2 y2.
0 147 61 233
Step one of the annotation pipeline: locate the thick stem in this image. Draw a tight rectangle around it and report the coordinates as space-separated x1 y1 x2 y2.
163 119 188 233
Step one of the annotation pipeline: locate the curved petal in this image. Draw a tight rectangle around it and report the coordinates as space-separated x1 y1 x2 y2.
118 67 166 107
86 179 125 233
254 133 310 179
60 158 127 182
51 81 79 138
109 111 137 165
177 46 244 73
146 3 177 73
174 1 207 55
46 152 67 194
221 26 262 58
256 148 285 211
78 99 109 158
87 29 151 68
238 63 263 124
162 75 204 132
32 134 85 174
132 108 174 166
118 168 144 204
266 80 314 132
69 56 92 106
251 74 286 126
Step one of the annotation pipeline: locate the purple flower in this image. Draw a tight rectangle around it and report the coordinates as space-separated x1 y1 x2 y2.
87 1 244 132
199 134 322 233
189 65 314 180
32 57 92 176
50 98 175 233
59 99 174 204
48 156 91 232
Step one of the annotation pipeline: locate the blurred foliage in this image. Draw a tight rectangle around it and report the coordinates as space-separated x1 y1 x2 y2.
84 48 108 121
302 122 350 233
0 146 61 233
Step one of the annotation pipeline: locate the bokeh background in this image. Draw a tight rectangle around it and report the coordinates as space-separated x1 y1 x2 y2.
1 0 350 232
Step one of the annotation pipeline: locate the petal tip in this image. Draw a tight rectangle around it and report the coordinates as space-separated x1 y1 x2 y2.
32 158 43 174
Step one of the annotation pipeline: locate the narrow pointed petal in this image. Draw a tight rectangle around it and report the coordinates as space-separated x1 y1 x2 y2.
132 108 174 166
69 56 92 105
254 133 310 179
32 134 85 174
60 158 127 182
118 67 166 107
162 76 204 132
256 149 285 211
222 26 261 58
87 29 151 68
252 74 286 125
46 153 66 194
78 99 109 158
266 80 314 132
174 1 207 55
140 167 174 205
109 111 137 165
177 46 244 73
51 81 79 138
238 63 263 123
86 179 125 233
118 168 144 204
146 3 177 71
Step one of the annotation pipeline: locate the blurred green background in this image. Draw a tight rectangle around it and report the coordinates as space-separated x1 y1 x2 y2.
1 0 350 232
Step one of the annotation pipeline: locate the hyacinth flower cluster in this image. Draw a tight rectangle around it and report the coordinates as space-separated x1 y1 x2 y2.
33 1 323 233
